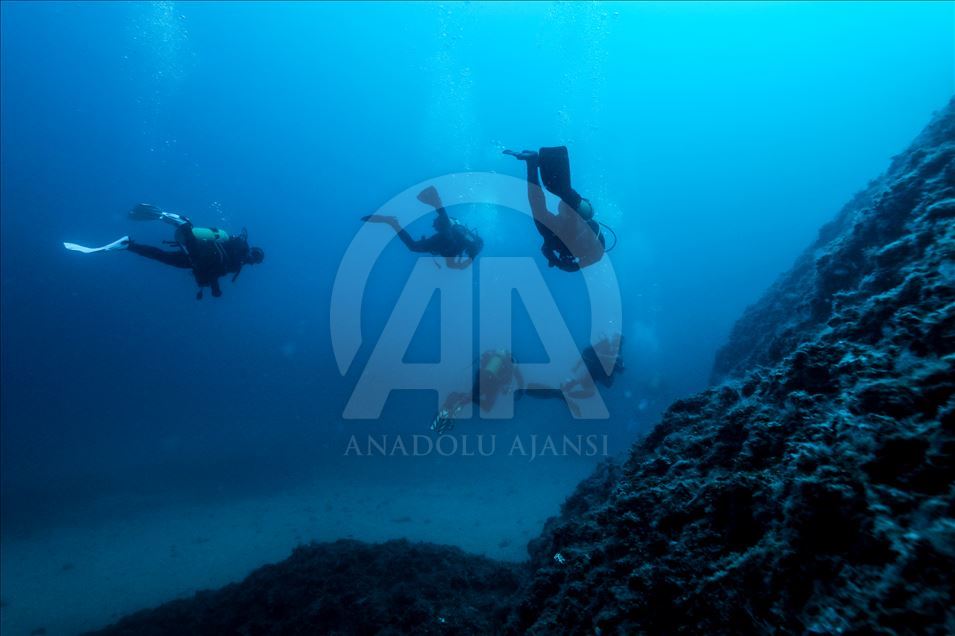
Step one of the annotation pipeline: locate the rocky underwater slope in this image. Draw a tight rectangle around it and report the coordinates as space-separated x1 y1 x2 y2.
515 101 955 635
91 100 954 635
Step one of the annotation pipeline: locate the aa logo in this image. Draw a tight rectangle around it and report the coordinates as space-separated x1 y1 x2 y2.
331 172 622 422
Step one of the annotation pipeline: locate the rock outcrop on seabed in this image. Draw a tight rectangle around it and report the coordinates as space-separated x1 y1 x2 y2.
90 100 954 635
513 99 955 634
89 540 523 635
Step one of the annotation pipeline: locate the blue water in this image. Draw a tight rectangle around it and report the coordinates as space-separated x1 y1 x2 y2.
1 1 952 633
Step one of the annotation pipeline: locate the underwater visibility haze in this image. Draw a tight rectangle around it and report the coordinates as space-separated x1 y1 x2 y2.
1 1 954 634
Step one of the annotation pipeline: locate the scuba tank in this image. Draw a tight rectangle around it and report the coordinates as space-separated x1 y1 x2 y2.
448 219 482 257
170 225 236 299
172 225 232 264
181 226 230 243
484 350 508 377
451 220 477 244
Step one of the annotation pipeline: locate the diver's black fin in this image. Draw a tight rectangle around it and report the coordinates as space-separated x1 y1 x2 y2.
538 147 570 194
417 186 442 209
129 203 190 227
538 146 582 210
129 203 165 221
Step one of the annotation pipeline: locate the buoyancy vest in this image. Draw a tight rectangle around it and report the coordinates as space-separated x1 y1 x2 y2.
174 225 245 283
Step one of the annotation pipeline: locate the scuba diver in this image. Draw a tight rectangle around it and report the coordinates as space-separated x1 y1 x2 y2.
431 349 524 433
362 186 483 269
63 204 265 299
525 334 625 417
504 146 606 272
568 333 626 392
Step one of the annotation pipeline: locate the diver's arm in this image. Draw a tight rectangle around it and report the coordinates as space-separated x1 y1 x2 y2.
396 229 442 254
442 391 472 413
565 380 596 399
541 242 580 272
540 242 556 267
127 242 191 268
554 257 581 272
566 386 596 399
444 255 473 270
210 278 223 298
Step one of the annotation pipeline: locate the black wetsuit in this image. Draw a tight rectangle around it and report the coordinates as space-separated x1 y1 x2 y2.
527 146 604 272
128 223 251 297
581 344 624 388
538 146 584 210
395 208 471 258
525 156 584 272
527 155 603 272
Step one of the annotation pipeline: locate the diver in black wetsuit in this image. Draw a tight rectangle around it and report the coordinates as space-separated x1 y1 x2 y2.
63 203 264 299
504 146 605 272
362 186 484 269
578 334 626 388
431 349 524 433
523 334 624 416
125 204 264 299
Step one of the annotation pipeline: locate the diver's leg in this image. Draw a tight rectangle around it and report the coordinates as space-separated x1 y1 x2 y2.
523 384 563 398
127 242 191 268
482 390 498 412
395 230 439 254
444 391 471 411
475 371 501 412
523 154 550 223
506 149 555 235
362 214 436 254
538 147 571 197
539 147 583 210
470 373 481 405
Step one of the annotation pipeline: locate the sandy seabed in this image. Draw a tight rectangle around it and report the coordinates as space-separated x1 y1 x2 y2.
0 455 596 636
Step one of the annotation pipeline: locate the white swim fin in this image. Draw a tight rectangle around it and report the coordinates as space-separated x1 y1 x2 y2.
63 236 129 254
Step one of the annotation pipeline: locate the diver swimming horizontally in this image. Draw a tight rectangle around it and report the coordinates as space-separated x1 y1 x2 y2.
431 349 524 434
64 204 265 299
362 186 484 269
504 146 606 272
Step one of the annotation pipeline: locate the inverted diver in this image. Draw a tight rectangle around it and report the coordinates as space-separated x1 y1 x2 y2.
504 146 606 272
362 186 484 269
63 203 265 299
525 334 625 417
